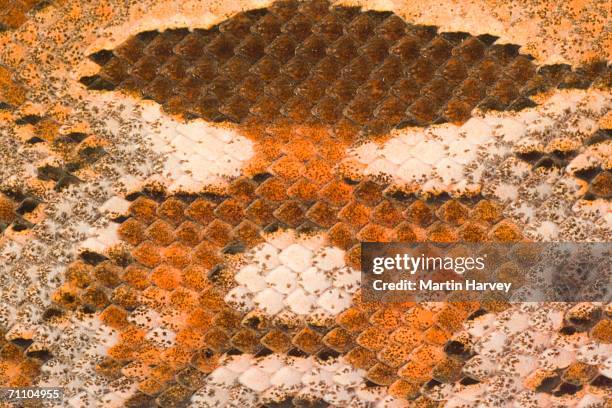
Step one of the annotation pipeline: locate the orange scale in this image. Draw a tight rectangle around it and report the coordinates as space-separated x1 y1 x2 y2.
270 155 306 180
432 356 464 383
112 284 141 311
397 358 434 385
357 223 395 242
377 343 412 368
458 221 490 242
201 327 231 352
149 362 178 384
255 177 289 201
0 361 10 382
117 327 146 350
336 306 370 333
282 138 317 161
33 118 60 142
93 261 123 289
523 369 559 391
327 222 357 250
562 362 599 385
261 330 293 353
366 362 397 386
202 219 233 247
436 200 470 225
591 319 612 343
122 264 151 290
388 379 421 400
350 292 381 315
141 286 172 311
137 377 166 395
150 264 183 290
338 201 371 227
174 221 203 247
180 265 210 291
319 181 354 206
0 195 16 224
287 178 320 202
107 342 137 361
228 177 257 203
9 374 32 387
371 200 405 228
99 304 129 330
470 199 503 224
390 326 425 350
191 348 220 373
426 222 459 243
344 244 362 270
161 347 193 369
129 197 159 224
51 283 79 310
198 288 226 312
252 135 284 162
174 327 207 350
404 200 435 227
243 155 273 177
409 344 445 369
434 304 470 332
64 260 94 289
145 219 176 246
211 308 242 332
214 198 246 226
403 306 435 330
396 221 424 243
1 343 23 361
356 326 390 351
369 307 404 329
0 67 26 106
131 241 163 268
133 342 165 366
169 288 200 311
191 241 223 269
231 220 264 246
489 219 524 242
303 157 334 185
16 359 40 380
423 325 451 345
316 138 347 162
185 199 217 225
157 197 186 225
160 242 193 269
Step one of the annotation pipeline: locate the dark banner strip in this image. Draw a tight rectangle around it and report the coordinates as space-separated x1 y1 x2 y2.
361 242 611 302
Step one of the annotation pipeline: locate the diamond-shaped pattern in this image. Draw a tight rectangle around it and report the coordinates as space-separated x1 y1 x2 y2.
82 0 609 136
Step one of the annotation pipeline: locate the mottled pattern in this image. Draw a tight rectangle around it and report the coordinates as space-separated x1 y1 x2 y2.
0 0 610 407
45 160 526 402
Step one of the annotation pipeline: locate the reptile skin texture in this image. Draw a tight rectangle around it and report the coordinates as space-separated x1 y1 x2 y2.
0 0 610 407
80 1 608 134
